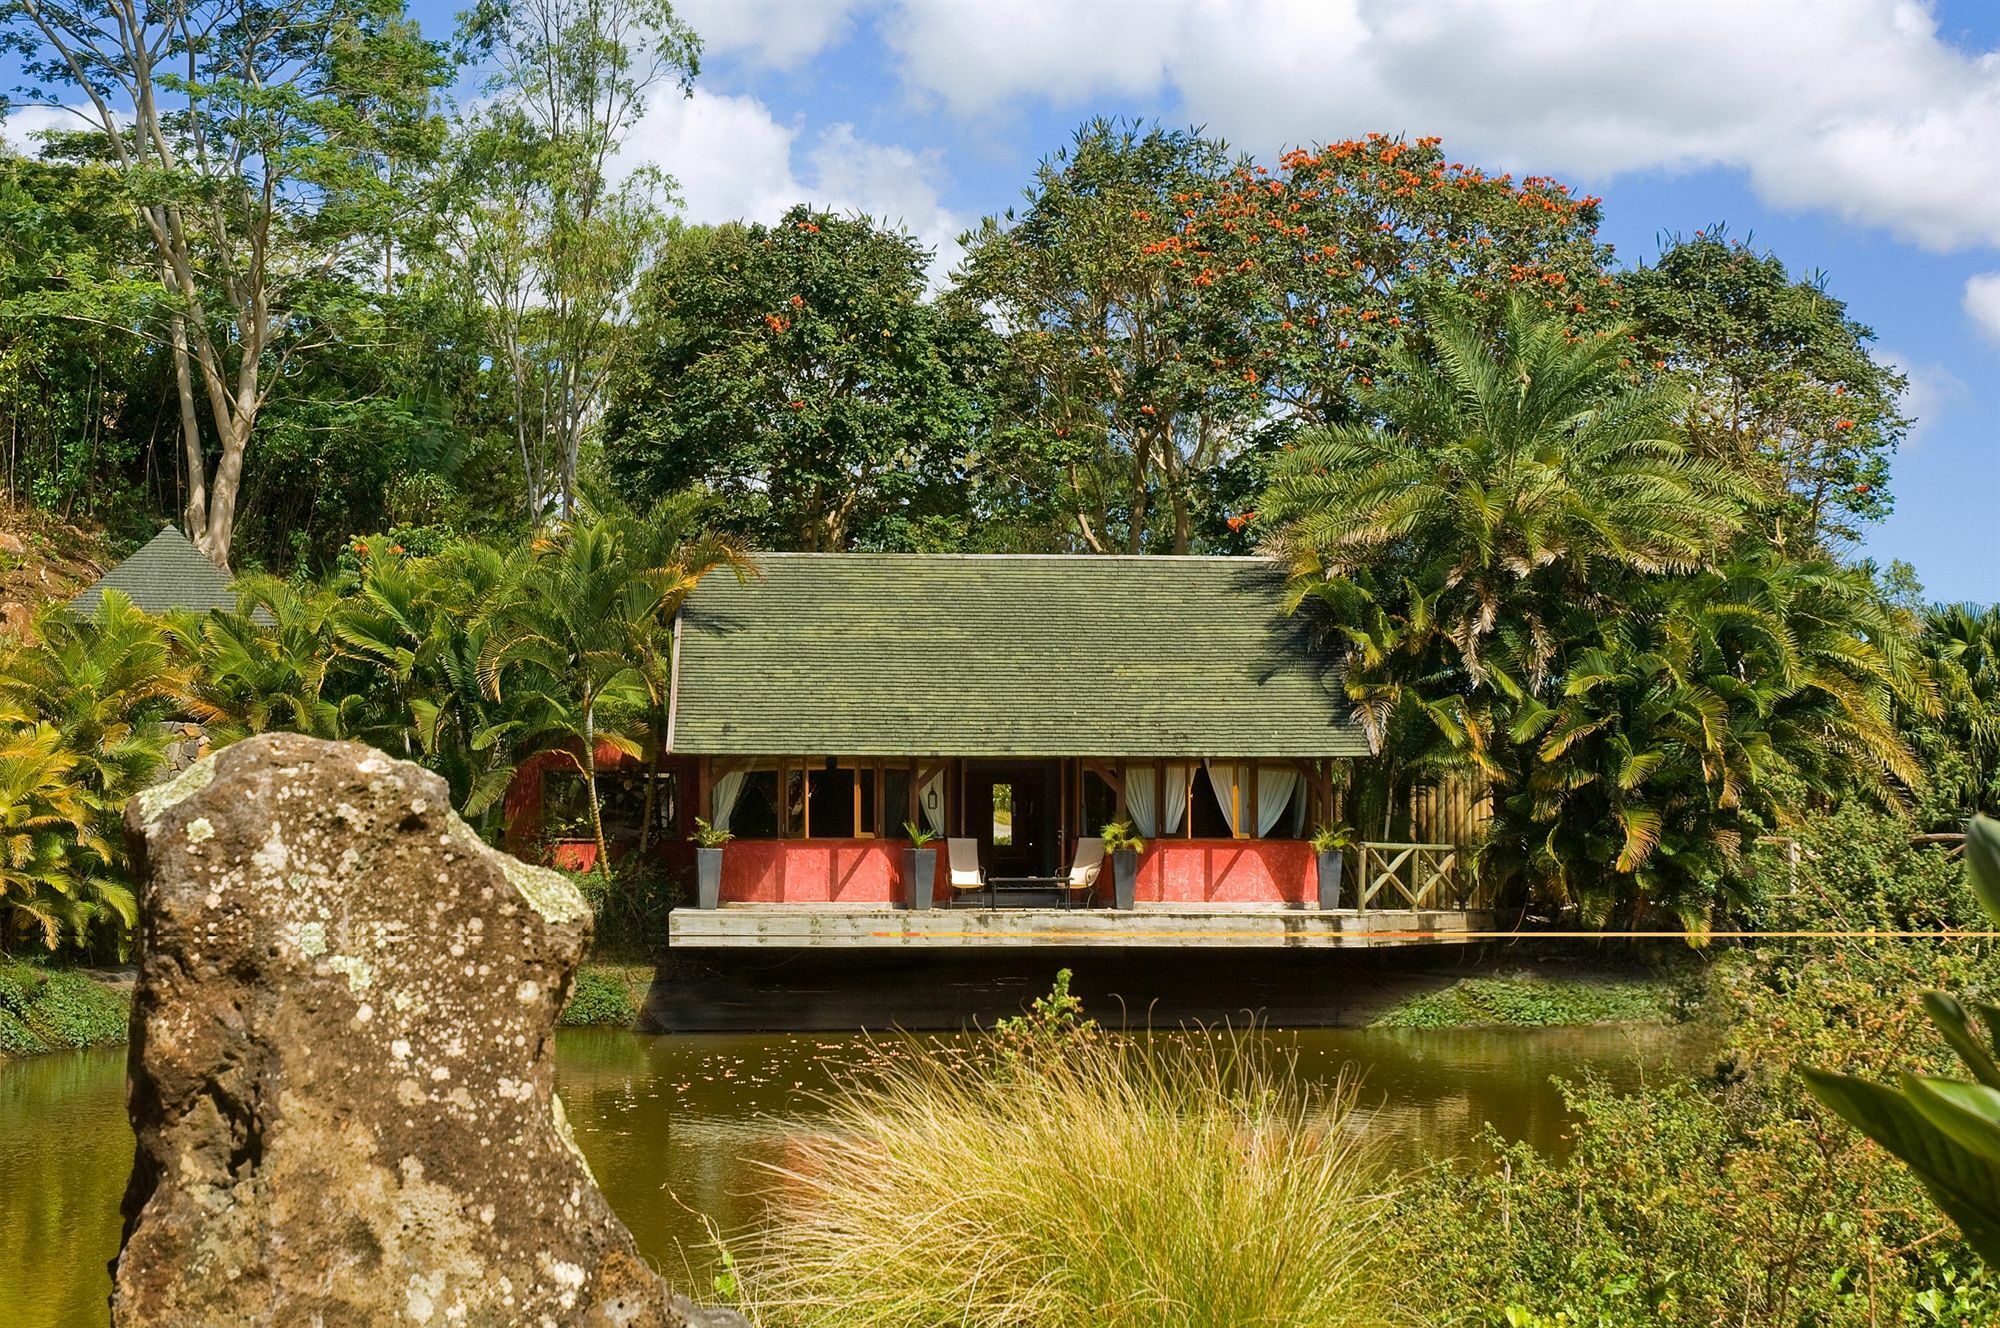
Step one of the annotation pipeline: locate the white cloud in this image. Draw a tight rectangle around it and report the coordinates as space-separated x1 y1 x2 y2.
0 104 101 154
1965 273 2000 345
674 0 860 70
1882 351 1969 443
881 0 2000 252
617 88 966 283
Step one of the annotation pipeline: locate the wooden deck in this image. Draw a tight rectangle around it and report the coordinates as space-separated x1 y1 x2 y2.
668 904 1503 948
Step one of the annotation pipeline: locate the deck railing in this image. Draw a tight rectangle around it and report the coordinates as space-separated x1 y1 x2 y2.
1353 842 1476 910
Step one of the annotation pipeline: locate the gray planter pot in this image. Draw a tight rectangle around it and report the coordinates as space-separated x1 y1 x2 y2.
1316 849 1345 910
1111 848 1139 911
695 846 724 910
903 846 937 910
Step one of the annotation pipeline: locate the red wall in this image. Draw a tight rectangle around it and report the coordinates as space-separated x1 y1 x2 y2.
720 839 941 904
714 837 1312 906
1133 839 1316 906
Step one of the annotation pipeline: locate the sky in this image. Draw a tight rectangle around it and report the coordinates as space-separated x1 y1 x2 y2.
6 0 1996 601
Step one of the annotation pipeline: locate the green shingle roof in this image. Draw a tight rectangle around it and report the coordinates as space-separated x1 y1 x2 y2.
668 553 1368 758
71 526 239 618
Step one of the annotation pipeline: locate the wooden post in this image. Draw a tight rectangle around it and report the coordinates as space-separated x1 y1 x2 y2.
1229 763 1242 838
1186 763 1195 839
1153 760 1164 838
697 756 711 827
1247 762 1260 840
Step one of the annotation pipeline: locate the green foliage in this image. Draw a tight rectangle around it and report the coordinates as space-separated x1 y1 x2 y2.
557 964 637 1027
1098 820 1144 854
0 959 128 1055
1373 972 1692 1029
605 208 985 550
691 816 732 849
570 857 684 959
1309 822 1355 853
1803 815 2000 1270
1265 298 1914 926
0 590 178 953
1907 603 2000 823
991 968 1099 1066
1625 228 1908 552
1399 924 2000 1325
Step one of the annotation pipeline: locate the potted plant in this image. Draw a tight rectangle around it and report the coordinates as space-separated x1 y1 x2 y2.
691 817 732 909
1311 823 1356 909
903 822 938 910
1100 821 1145 910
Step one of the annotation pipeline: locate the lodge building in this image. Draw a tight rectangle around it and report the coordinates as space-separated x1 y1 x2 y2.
509 552 1490 947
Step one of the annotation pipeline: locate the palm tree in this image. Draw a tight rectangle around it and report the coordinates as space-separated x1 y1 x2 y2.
0 591 182 951
477 524 660 877
333 541 528 828
1266 296 1750 690
165 576 354 742
1919 602 2000 816
1265 297 1752 851
1480 552 1919 927
0 720 95 951
602 499 752 851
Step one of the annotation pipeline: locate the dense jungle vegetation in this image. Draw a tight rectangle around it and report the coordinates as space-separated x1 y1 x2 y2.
0 0 1992 959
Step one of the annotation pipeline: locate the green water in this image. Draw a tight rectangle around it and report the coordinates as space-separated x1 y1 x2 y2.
1 1023 1696 1327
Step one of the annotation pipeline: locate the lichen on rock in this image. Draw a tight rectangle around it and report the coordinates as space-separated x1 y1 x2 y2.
115 732 743 1328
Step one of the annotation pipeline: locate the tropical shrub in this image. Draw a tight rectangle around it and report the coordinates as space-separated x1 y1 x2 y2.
1803 817 2000 1268
0 590 180 953
1394 811 2000 1325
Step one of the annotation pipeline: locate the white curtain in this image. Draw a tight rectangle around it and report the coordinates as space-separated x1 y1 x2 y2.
1205 761 1302 838
711 769 747 832
1162 764 1189 836
1120 764 1188 838
919 768 947 836
1256 765 1300 838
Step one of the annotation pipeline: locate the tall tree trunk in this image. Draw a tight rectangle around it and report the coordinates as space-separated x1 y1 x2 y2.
171 312 208 544
582 703 612 881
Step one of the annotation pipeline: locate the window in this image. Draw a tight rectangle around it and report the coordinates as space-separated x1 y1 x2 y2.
992 783 1014 845
1081 769 1117 837
884 767 912 836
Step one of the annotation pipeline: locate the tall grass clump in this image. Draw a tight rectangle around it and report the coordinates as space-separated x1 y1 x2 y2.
739 974 1394 1328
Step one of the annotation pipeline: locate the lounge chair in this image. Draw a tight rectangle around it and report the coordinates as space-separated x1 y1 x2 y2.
1062 837 1105 908
947 838 988 906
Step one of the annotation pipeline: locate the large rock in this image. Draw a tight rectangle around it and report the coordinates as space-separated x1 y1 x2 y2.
116 732 743 1327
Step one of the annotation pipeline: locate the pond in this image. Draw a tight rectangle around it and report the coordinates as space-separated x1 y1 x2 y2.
0 1022 1699 1328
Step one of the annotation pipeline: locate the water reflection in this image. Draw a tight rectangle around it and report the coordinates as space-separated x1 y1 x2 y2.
1 1022 1700 1328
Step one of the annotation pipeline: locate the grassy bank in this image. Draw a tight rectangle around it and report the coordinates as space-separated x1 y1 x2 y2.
559 962 653 1027
1371 966 1701 1029
0 960 130 1058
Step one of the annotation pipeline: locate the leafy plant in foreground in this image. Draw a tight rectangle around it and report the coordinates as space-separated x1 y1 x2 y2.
1804 815 2000 1265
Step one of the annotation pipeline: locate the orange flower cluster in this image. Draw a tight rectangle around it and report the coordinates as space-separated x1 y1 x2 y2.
1834 419 1856 431
1226 511 1256 532
763 313 790 334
